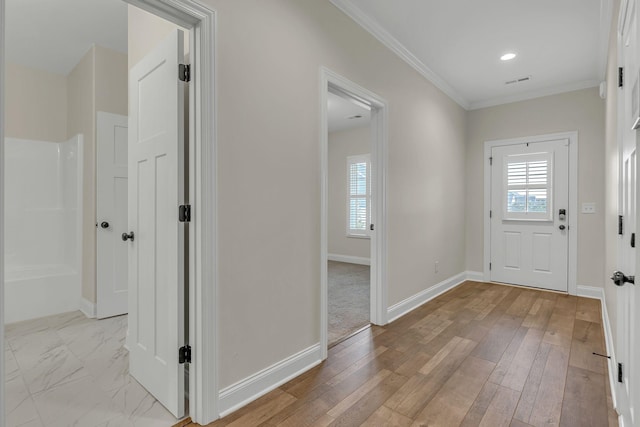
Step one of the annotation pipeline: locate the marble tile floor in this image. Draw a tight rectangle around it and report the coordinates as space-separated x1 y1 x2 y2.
4 311 180 427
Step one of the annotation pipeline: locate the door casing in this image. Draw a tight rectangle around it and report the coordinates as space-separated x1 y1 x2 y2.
0 0 220 424
483 131 578 295
320 68 389 359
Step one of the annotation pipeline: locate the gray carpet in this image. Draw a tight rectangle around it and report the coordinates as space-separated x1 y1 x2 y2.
328 261 370 345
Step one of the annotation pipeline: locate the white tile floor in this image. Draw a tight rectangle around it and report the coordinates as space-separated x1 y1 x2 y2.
4 311 180 427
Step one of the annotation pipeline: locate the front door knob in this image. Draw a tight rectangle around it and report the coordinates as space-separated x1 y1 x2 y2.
611 271 635 286
122 232 135 242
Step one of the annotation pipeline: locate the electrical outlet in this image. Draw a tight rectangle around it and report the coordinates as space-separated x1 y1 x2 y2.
435 261 439 274
582 202 596 214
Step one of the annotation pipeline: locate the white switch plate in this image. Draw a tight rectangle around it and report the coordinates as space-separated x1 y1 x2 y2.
582 202 596 214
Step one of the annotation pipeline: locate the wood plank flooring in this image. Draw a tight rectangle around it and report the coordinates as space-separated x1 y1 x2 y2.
188 281 618 427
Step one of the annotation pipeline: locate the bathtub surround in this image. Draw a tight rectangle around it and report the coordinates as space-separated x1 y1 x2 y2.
4 136 83 323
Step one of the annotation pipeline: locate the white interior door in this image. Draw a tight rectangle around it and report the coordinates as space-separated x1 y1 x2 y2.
490 139 569 292
616 0 639 422
127 28 186 418
97 112 129 319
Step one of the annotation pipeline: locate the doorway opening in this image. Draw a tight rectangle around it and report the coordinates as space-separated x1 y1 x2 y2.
326 89 372 346
320 69 388 358
1 0 219 424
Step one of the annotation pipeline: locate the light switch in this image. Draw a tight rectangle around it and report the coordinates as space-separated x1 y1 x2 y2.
582 202 596 214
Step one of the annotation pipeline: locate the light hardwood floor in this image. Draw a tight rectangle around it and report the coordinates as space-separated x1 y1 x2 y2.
189 281 618 427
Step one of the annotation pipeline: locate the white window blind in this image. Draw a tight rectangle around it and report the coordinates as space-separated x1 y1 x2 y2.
347 154 371 237
503 152 552 221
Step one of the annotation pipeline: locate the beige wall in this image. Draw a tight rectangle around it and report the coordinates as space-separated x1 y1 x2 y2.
605 0 621 351
67 45 128 303
67 48 96 303
328 126 371 259
5 62 68 142
95 45 128 116
132 0 467 389
466 88 606 288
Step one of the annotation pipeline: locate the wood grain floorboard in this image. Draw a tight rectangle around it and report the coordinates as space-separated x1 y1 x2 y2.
189 282 617 427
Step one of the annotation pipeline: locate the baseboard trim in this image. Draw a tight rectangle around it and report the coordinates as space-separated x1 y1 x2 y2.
576 285 603 300
386 271 469 323
327 254 370 266
218 344 322 417
80 298 96 318
576 285 619 413
465 271 484 282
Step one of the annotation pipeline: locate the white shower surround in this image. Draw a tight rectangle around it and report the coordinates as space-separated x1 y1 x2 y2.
4 136 83 323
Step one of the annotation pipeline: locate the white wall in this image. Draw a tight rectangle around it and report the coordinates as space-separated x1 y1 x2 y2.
466 88 606 288
328 126 370 260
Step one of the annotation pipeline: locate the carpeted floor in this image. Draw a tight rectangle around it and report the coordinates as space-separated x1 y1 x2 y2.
328 261 370 345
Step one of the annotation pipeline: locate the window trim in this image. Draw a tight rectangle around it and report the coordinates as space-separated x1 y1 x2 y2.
346 153 371 238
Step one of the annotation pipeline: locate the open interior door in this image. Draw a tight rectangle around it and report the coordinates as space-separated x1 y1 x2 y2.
127 28 187 418
97 112 129 319
615 0 639 423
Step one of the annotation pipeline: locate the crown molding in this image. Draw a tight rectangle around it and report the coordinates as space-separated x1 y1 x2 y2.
329 0 470 110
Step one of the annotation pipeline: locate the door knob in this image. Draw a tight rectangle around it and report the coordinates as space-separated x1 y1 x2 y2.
100 221 109 229
559 225 566 230
611 271 635 286
122 232 135 242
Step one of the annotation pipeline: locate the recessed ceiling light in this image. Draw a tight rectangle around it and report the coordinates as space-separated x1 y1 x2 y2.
501 53 517 61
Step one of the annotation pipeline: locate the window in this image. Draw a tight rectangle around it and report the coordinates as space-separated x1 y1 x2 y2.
347 154 371 237
503 152 552 220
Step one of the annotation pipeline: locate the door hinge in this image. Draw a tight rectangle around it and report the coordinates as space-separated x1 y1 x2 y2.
619 67 624 88
179 204 191 222
619 215 624 235
179 64 191 82
618 362 623 382
179 345 191 364
489 156 493 166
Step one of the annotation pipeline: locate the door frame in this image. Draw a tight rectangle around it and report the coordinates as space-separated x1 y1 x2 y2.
320 68 389 359
0 0 220 424
482 131 579 295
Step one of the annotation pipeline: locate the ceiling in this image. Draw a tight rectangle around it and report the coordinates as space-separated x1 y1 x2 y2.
330 0 611 110
328 91 371 133
6 0 128 75
5 0 611 107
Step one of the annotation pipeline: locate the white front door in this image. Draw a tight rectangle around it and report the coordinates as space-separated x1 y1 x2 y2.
96 112 129 319
127 29 187 418
616 0 639 422
490 139 569 292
